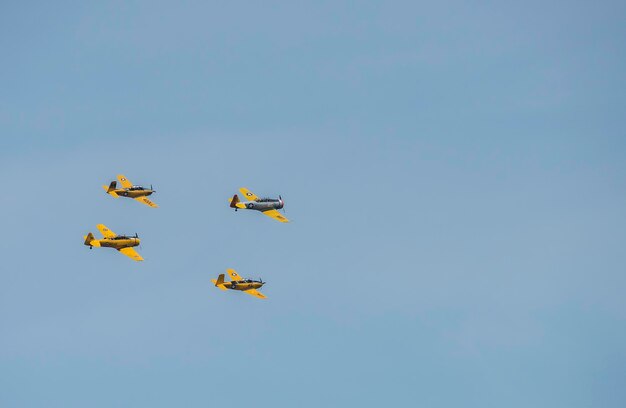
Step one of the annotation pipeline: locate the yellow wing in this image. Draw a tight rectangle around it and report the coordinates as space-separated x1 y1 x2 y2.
244 289 266 299
134 196 158 208
226 268 242 281
262 209 289 223
239 187 259 202
117 174 133 189
97 224 117 238
119 247 144 261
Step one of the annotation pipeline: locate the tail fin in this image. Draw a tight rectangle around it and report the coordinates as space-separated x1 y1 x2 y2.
212 274 228 290
229 194 240 208
83 232 99 247
103 181 119 197
229 194 246 209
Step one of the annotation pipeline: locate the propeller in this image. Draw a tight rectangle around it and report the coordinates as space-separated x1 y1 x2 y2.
134 232 142 249
279 195 286 214
259 277 265 284
150 184 156 192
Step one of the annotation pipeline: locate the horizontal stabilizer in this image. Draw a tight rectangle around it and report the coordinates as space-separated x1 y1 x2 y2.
83 233 100 247
212 274 228 290
103 181 119 197
211 278 228 291
229 194 246 209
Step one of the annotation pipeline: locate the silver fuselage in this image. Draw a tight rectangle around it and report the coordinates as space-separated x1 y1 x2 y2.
243 199 283 212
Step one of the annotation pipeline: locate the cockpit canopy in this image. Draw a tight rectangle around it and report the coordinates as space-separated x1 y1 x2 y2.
129 185 145 190
108 234 136 240
257 197 278 203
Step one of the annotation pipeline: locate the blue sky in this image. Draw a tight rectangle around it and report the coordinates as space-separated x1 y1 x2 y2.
1 1 626 407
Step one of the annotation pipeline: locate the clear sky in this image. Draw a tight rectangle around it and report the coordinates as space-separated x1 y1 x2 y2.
1 1 625 407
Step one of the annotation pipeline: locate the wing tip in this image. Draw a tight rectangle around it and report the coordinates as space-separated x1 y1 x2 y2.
135 197 158 208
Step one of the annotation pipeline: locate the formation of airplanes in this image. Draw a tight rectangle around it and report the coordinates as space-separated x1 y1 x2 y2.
85 174 286 299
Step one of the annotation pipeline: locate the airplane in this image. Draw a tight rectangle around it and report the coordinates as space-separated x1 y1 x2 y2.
103 174 158 208
229 187 288 223
83 224 144 261
211 268 267 299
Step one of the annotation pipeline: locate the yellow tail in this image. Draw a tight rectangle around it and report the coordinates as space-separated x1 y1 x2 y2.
229 194 246 209
103 181 119 197
83 232 100 247
212 274 228 290
229 194 240 208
